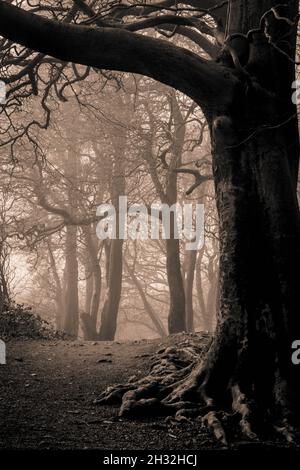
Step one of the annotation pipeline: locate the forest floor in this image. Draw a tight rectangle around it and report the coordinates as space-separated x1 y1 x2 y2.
0 335 299 451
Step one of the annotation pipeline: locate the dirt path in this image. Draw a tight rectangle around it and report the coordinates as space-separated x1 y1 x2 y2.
0 337 216 450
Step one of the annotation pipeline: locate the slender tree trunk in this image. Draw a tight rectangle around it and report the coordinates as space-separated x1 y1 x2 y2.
63 224 79 336
98 141 125 341
47 241 64 330
0 242 9 312
166 236 186 334
84 260 93 316
63 144 79 337
81 226 102 340
183 248 197 333
98 237 123 340
166 93 187 334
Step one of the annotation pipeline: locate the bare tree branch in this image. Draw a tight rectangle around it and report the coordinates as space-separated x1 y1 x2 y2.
0 2 237 115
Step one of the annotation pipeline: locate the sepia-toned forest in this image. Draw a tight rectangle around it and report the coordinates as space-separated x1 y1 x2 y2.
0 74 218 340
0 0 300 454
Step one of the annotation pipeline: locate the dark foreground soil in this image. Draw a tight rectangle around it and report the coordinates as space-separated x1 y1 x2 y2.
0 336 298 451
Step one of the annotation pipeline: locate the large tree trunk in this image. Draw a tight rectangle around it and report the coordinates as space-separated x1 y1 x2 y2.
193 123 300 438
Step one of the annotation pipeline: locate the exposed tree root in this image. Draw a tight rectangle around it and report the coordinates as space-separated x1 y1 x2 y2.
203 411 228 446
274 419 295 444
231 384 257 440
95 333 211 415
95 332 299 447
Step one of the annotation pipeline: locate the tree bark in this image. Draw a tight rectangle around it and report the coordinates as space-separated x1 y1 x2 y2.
63 224 79 336
98 142 125 341
165 93 187 334
0 2 237 114
183 248 197 333
47 240 64 330
63 144 79 337
98 238 123 341
166 236 186 334
195 248 212 331
84 260 93 317
81 225 102 340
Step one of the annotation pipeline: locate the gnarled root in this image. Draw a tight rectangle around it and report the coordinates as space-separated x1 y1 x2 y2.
95 332 299 446
231 383 257 440
95 333 211 417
